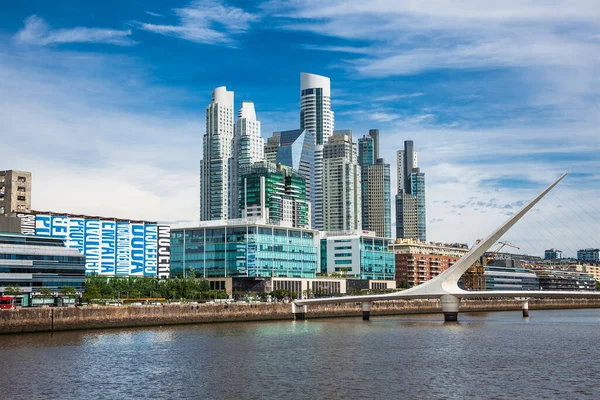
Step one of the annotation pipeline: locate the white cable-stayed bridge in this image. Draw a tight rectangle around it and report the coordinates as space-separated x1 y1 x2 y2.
294 172 600 322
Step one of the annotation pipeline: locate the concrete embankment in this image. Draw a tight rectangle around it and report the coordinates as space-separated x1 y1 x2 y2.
1 298 600 334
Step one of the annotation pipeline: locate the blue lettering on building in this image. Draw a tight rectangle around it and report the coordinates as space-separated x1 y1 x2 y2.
35 215 51 236
84 220 101 275
144 225 157 276
116 222 130 276
130 224 145 276
51 216 68 237
68 219 85 253
101 221 116 275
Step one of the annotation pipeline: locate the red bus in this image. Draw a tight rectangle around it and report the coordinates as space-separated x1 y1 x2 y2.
0 296 14 310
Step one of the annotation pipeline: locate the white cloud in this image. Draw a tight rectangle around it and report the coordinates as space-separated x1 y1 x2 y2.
14 15 136 46
0 47 202 222
373 93 424 102
138 0 260 46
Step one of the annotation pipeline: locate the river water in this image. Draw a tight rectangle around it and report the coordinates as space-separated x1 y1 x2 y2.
1 309 599 400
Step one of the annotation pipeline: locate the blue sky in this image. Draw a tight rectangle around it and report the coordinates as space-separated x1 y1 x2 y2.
1 0 598 256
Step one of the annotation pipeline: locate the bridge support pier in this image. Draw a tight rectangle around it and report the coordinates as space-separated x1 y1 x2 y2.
441 294 460 322
362 302 371 320
292 303 307 320
522 300 529 318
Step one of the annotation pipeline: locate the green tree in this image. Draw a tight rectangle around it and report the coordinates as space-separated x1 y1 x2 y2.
61 286 77 297
596 280 600 291
4 286 23 307
38 287 52 297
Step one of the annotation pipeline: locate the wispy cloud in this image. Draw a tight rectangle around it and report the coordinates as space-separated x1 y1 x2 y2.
301 44 371 54
374 93 424 102
145 11 164 18
137 0 260 46
14 15 135 46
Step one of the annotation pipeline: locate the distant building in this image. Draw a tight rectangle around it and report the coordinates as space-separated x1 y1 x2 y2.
577 248 599 262
229 101 264 219
358 130 391 238
323 131 361 232
389 239 469 287
544 248 562 260
170 220 320 279
200 86 235 221
321 231 395 281
0 232 85 306
576 264 600 281
535 269 595 291
0 170 32 215
487 252 544 265
300 72 334 146
239 162 310 229
265 129 316 227
395 141 426 241
483 260 540 291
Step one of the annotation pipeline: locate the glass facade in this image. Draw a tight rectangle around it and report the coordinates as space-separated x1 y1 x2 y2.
170 223 319 279
321 235 395 280
239 162 310 228
484 266 540 290
411 172 426 241
359 237 395 280
0 233 86 295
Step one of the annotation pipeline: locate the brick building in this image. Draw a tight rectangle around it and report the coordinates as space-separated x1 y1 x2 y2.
389 239 469 287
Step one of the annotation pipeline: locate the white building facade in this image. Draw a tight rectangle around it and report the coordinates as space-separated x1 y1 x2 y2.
200 86 235 221
322 132 362 232
229 101 264 219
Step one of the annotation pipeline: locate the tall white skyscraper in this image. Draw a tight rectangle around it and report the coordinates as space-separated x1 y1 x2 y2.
300 72 334 229
229 101 264 219
322 131 361 232
200 86 234 221
300 72 334 146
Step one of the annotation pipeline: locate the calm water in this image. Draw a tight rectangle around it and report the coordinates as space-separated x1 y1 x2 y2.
1 309 599 400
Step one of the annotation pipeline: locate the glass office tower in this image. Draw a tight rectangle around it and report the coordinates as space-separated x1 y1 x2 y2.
170 222 320 279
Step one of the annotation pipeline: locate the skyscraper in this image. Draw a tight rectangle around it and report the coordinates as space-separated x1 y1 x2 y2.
239 162 310 228
300 72 335 230
358 130 391 238
323 131 361 232
396 140 426 241
229 101 264 219
200 86 234 221
265 129 316 227
300 72 334 146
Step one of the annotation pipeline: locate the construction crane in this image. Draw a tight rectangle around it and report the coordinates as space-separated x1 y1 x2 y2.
461 241 520 290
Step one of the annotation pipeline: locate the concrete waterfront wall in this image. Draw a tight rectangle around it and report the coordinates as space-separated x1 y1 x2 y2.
2 298 600 334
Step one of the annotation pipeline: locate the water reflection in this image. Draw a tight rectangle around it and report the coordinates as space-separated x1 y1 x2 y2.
0 309 599 400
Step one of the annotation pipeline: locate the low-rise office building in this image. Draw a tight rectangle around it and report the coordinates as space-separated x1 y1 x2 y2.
0 232 85 306
390 239 469 287
321 231 395 281
170 219 320 279
544 248 562 260
577 248 599 262
534 269 596 291
8 211 171 278
206 276 395 298
576 264 600 281
483 260 540 291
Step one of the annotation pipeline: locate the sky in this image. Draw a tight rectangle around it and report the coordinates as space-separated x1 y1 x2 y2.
1 0 598 257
